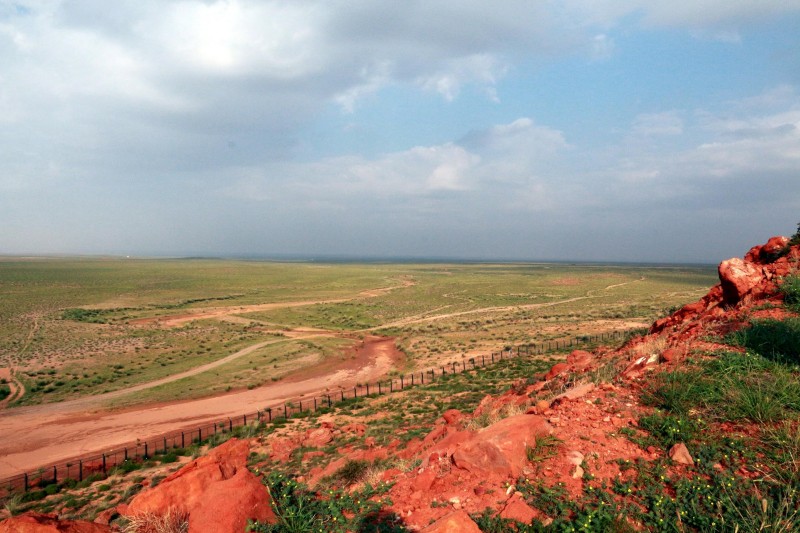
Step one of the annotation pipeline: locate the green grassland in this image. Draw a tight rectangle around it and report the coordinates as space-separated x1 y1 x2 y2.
0 258 717 407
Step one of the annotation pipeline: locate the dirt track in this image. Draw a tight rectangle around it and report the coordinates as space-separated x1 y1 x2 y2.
0 336 401 479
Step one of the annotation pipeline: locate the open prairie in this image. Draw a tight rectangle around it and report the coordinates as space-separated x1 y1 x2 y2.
0 257 717 409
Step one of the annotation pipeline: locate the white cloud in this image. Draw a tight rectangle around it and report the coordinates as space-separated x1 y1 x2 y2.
632 111 684 136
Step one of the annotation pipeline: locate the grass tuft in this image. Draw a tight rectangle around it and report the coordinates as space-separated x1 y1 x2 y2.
122 508 188 533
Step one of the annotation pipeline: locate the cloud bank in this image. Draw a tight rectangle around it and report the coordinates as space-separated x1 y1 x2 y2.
1 1 799 262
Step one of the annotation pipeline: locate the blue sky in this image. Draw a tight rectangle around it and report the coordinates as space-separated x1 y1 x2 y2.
1 1 799 263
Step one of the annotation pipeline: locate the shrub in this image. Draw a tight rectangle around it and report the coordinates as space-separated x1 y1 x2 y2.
638 412 699 449
61 308 107 323
780 275 800 313
334 459 370 486
122 507 188 533
728 318 800 364
790 221 800 247
249 472 401 533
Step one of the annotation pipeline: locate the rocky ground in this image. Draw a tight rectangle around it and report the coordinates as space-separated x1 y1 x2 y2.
2 234 799 532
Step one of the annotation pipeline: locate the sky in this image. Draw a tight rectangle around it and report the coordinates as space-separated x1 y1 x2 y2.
1 1 799 263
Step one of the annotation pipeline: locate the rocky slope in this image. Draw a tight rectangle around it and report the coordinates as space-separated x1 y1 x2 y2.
2 235 799 532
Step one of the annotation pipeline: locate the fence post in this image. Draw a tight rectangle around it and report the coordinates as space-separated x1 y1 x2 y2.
79 460 83 482
400 376 404 389
53 465 57 484
181 432 185 448
244 413 247 425
267 408 272 422
366 383 370 395
390 380 393 392
314 398 318 411
144 443 148 459
340 390 344 401
354 387 357 398
326 395 332 407
462 360 466 371
198 427 202 442
102 454 107 475
482 355 485 366
164 437 167 452
378 382 382 394
452 362 456 373
442 366 445 375
24 473 28 492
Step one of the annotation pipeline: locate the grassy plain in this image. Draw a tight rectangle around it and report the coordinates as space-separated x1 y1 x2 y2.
0 258 717 407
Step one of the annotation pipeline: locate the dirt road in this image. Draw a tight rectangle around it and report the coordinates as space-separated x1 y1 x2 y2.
0 336 401 479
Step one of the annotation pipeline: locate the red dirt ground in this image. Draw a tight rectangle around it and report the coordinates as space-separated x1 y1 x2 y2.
0 336 403 479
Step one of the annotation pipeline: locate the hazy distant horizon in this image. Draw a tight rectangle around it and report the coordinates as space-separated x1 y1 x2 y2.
0 250 720 269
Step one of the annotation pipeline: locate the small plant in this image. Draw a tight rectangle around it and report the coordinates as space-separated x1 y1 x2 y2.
250 472 402 533
790 221 800 247
2 493 22 516
780 275 800 313
333 459 370 486
526 435 562 463
638 412 699 449
122 507 189 533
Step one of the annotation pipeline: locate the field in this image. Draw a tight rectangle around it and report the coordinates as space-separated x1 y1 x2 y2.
0 258 717 408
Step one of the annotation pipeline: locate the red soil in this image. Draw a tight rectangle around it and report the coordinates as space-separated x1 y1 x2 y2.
0 336 402 479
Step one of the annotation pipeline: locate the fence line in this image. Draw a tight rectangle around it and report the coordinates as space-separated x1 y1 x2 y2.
0 328 641 495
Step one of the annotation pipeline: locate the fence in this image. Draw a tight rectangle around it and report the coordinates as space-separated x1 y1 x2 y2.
0 328 641 496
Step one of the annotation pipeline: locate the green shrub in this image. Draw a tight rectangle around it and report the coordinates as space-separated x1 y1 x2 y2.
638 413 699 449
781 275 800 313
728 318 800 364
789 221 800 247
248 472 401 533
333 459 370 486
61 308 107 323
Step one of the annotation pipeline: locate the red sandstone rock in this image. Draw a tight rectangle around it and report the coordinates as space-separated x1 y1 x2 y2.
552 382 595 402
421 510 482 532
668 443 695 466
661 347 684 364
450 415 552 479
341 422 367 435
303 427 333 447
123 438 275 533
189 468 274 533
413 469 437 492
442 409 462 425
566 350 594 371
0 513 111 533
545 362 569 380
500 494 538 524
718 257 764 305
92 508 117 526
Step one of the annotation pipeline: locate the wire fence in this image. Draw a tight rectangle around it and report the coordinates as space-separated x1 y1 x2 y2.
0 328 641 496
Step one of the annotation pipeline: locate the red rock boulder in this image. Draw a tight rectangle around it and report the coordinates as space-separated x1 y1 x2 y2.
718 257 764 305
450 415 553 479
122 438 274 533
0 513 111 533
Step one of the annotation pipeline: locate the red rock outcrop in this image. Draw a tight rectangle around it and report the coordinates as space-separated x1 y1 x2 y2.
651 236 798 335
122 438 274 533
0 513 111 533
450 415 552 478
